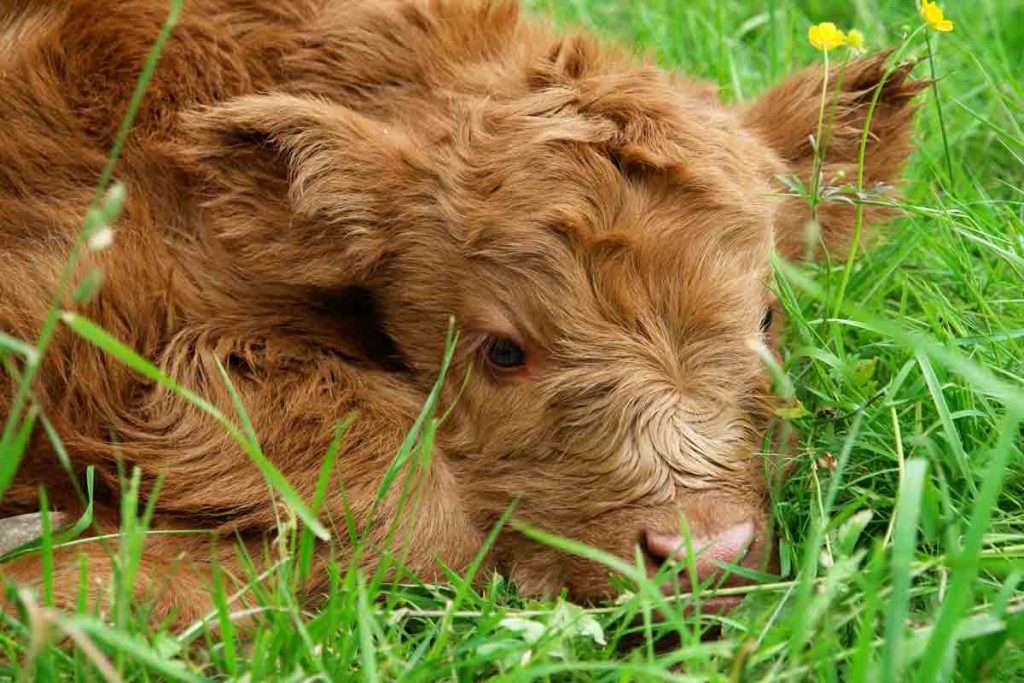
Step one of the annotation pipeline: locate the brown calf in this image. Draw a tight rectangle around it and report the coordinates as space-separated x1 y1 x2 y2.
0 0 921 625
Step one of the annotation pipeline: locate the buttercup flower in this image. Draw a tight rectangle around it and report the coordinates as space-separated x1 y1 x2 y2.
921 0 953 32
846 29 865 49
808 22 848 51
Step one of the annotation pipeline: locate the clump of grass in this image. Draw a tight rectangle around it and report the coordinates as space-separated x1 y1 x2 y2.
3 0 1024 679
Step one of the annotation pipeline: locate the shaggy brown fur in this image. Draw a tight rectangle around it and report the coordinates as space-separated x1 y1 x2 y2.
0 0 922 626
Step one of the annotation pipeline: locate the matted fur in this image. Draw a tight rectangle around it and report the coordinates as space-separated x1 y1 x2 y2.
0 0 922 625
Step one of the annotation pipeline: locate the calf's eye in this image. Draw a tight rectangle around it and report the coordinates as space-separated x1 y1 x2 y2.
484 337 527 369
760 308 774 333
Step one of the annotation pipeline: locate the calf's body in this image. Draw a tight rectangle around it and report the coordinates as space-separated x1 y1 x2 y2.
0 0 921 624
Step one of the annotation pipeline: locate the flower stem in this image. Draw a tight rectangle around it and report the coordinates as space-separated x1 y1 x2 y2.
810 49 831 227
832 63 898 331
925 32 955 188
831 27 924 344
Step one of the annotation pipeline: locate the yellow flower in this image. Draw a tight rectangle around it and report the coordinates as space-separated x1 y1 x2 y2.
846 28 865 48
808 22 848 51
921 0 953 32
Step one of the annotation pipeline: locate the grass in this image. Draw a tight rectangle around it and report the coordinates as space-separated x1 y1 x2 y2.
2 0 1023 679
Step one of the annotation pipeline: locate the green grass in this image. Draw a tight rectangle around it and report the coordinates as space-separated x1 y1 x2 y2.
2 0 1023 679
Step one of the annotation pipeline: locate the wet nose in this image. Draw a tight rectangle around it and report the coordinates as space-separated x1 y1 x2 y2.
642 521 757 588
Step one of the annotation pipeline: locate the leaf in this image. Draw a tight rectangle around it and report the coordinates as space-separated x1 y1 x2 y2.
499 617 547 645
835 509 874 554
775 398 811 420
548 601 606 646
851 356 879 386
152 633 183 660
574 613 607 646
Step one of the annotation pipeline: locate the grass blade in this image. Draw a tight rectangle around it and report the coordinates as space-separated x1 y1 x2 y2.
883 457 928 677
0 407 37 502
913 411 1023 681
60 311 328 540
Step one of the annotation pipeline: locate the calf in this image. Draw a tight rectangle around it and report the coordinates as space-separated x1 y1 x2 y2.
0 0 921 625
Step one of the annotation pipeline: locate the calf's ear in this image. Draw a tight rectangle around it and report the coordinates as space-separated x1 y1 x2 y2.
178 94 441 287
741 53 925 259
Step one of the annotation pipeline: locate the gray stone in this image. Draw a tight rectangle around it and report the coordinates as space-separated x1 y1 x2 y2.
0 512 69 555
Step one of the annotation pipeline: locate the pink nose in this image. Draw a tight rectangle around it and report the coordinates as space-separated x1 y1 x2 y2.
643 521 757 588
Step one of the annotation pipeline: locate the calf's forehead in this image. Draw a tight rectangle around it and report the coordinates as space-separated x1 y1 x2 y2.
461 164 776 341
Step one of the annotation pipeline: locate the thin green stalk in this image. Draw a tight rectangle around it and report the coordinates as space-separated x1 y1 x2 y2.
832 58 900 325
0 0 183 473
829 24 926 335
810 48 832 226
925 32 956 188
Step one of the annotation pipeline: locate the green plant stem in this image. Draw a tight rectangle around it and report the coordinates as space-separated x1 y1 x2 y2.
810 49 831 226
926 32 956 189
0 1 182 464
832 62 900 330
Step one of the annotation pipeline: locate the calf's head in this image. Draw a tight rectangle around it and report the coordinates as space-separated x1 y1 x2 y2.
182 52 921 601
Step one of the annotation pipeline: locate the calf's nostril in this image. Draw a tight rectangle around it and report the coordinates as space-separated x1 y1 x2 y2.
642 521 757 578
643 530 687 567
